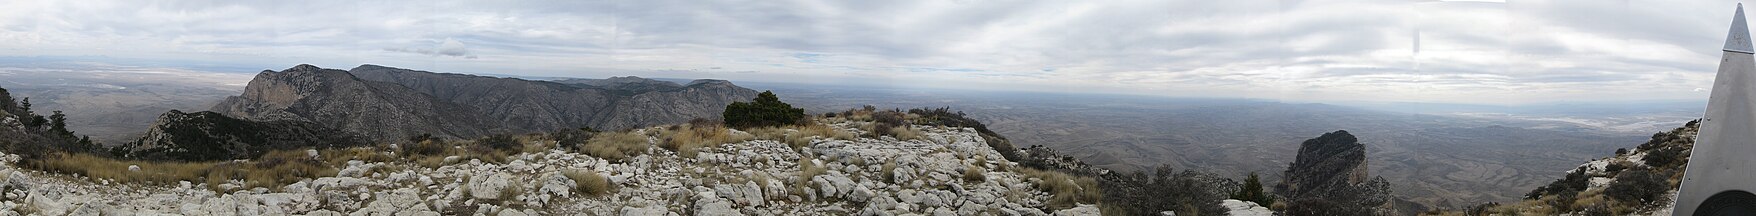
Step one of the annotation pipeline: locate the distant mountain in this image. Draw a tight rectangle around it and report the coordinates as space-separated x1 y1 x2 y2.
124 110 369 161
213 64 759 142
551 76 685 93
210 64 498 142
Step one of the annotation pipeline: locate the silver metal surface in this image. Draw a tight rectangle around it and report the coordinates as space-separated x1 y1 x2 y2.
1728 4 1753 54
1675 4 1756 215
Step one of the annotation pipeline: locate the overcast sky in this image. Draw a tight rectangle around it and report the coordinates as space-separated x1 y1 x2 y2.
0 0 1745 105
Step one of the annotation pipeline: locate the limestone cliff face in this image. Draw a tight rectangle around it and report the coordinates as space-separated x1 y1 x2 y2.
346 64 758 133
210 64 497 142
126 110 369 161
213 64 759 142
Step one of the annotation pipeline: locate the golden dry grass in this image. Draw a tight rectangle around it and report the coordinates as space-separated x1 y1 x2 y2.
1019 168 1101 210
565 169 612 197
582 130 650 161
656 124 754 158
748 123 856 149
33 149 339 193
31 153 213 185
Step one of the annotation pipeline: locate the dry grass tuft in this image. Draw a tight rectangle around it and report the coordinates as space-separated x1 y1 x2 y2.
656 124 753 158
565 169 613 197
748 123 855 149
1019 168 1101 210
963 165 986 182
32 149 339 193
30 153 213 185
581 131 650 161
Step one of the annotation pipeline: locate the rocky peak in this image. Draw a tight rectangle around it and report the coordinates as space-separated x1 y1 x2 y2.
1276 130 1399 215
1285 130 1369 191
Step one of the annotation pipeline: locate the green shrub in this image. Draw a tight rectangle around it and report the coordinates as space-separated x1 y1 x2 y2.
1644 146 1684 168
723 91 805 128
477 134 520 152
1605 168 1667 205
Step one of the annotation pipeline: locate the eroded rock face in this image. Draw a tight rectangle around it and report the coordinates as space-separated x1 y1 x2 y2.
210 64 498 142
1274 130 1396 215
1278 130 1370 199
346 64 760 138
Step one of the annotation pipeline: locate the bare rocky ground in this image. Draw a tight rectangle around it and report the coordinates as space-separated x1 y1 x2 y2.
0 122 1119 215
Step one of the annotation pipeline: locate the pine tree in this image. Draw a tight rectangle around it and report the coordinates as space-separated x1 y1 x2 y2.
49 110 72 138
1232 172 1275 205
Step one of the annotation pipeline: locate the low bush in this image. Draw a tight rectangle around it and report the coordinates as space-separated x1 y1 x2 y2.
1098 166 1229 216
1605 168 1668 205
477 134 520 152
1643 146 1684 168
1526 167 1589 199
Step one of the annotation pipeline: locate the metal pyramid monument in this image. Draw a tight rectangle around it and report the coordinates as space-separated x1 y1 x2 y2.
1674 3 1756 215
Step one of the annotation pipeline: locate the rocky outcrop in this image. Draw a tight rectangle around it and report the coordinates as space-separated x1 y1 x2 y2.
124 110 369 161
213 64 760 142
1279 130 1370 199
1276 130 1398 215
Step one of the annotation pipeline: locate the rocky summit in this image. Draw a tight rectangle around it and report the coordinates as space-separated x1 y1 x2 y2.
0 118 1109 215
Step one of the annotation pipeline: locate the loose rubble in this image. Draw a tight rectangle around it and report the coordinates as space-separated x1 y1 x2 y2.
0 123 1093 215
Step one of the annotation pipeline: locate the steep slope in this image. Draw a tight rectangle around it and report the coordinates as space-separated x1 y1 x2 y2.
346 64 759 135
123 110 369 161
1452 120 1698 215
210 64 497 141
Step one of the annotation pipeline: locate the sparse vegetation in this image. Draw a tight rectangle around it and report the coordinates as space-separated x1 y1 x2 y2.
580 131 650 161
962 165 986 182
1604 168 1668 205
655 123 753 158
31 148 339 192
565 169 612 197
1019 168 1101 210
1098 165 1229 216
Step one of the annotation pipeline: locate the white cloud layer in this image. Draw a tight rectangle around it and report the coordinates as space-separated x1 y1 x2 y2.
0 0 1741 105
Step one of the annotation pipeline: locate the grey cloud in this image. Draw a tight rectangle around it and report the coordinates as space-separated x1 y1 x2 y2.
0 0 1741 104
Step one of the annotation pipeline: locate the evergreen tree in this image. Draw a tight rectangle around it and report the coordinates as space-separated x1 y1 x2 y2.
723 91 805 128
49 110 72 138
1232 172 1275 205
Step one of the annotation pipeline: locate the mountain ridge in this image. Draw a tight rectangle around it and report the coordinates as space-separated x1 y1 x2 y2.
212 64 759 142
